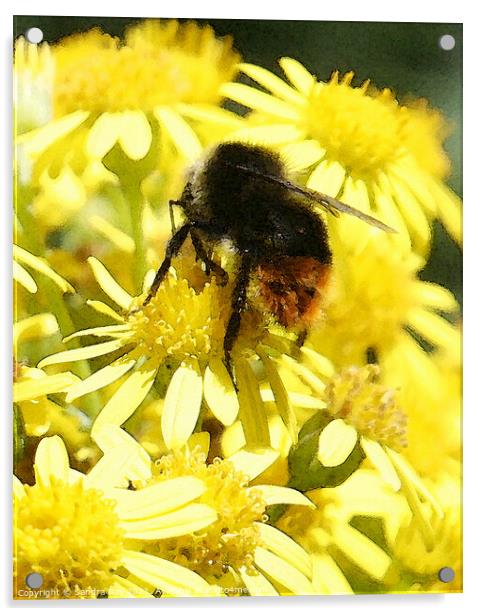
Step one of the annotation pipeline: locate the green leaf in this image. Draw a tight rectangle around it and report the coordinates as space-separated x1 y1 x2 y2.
288 411 365 491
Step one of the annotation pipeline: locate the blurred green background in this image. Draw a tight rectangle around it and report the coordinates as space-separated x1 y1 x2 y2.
13 17 462 305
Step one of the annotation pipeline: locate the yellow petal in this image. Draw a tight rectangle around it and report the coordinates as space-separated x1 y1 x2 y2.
88 256 133 310
203 358 239 426
120 503 217 540
34 435 70 484
14 371 80 403
14 313 58 346
281 354 326 397
280 140 325 172
413 281 458 312
407 307 460 357
331 522 391 581
13 261 37 293
86 112 119 159
114 477 206 519
312 553 353 594
256 523 312 578
307 158 346 198
430 180 462 242
317 419 358 467
252 485 315 509
389 175 431 251
360 437 401 491
90 425 152 486
372 183 411 252
122 550 217 597
279 57 316 95
86 447 134 490
186 431 210 459
154 106 202 162
18 110 89 158
86 299 125 322
63 324 129 342
89 215 135 253
92 364 158 437
220 83 300 121
227 448 279 480
176 103 244 130
300 347 335 378
118 110 152 160
66 357 135 402
239 567 278 596
238 62 305 105
259 351 297 443
37 339 124 368
14 245 74 293
254 547 313 594
236 358 270 448
162 362 203 450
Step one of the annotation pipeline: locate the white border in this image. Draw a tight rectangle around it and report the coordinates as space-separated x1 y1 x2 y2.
2 1 478 614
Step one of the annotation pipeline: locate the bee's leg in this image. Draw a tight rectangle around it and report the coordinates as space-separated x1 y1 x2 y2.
168 200 180 235
296 328 308 348
224 255 252 377
190 229 228 285
143 223 192 306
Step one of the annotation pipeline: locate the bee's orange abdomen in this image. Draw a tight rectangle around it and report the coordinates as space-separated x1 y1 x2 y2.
255 257 331 328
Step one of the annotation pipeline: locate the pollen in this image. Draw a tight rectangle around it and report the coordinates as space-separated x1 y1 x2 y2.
305 72 403 177
323 364 408 450
52 20 240 115
127 273 231 364
148 448 267 577
14 478 124 597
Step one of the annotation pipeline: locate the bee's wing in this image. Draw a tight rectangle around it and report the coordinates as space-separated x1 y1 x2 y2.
301 187 397 233
229 162 396 233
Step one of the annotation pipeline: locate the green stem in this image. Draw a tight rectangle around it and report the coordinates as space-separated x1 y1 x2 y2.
123 180 147 294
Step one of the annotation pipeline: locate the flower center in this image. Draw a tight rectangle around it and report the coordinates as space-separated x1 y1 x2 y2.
15 478 124 596
52 21 239 115
305 72 403 177
324 365 408 449
127 273 231 364
148 448 267 577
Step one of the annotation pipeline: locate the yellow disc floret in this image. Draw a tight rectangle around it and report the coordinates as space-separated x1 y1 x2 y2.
14 478 124 597
147 448 267 577
53 20 240 115
127 274 231 363
324 364 408 450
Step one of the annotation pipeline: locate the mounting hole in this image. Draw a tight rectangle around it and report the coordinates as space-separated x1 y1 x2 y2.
25 572 43 589
439 34 455 51
25 27 44 44
438 566 455 583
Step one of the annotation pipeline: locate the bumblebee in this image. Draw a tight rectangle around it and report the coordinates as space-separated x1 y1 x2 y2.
144 142 394 368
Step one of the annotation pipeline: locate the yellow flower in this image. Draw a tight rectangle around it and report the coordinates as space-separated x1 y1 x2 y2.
37 257 300 451
14 434 222 599
134 444 317 596
221 60 461 250
390 471 462 592
53 21 239 115
307 231 460 373
15 21 240 229
276 470 407 592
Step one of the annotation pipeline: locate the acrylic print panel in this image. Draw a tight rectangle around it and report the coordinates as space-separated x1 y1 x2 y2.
13 16 462 600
